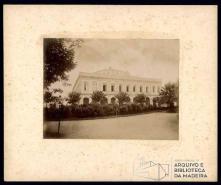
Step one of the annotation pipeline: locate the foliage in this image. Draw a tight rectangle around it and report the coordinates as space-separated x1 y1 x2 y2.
102 104 115 116
153 97 160 108
115 92 130 105
146 97 150 107
44 90 61 107
44 84 179 120
90 103 105 116
44 91 53 104
174 81 179 106
91 91 106 104
134 94 146 104
53 88 63 94
159 82 178 108
67 92 81 105
44 38 83 89
119 105 129 114
44 102 171 121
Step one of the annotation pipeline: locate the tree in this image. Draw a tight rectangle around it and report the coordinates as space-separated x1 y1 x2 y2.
44 91 53 108
115 92 130 105
44 87 65 108
159 82 178 108
91 91 106 104
53 88 63 94
134 94 146 104
44 38 83 89
174 81 179 107
153 97 160 108
67 92 81 106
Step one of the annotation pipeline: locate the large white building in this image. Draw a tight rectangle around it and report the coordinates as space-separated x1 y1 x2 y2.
72 67 162 105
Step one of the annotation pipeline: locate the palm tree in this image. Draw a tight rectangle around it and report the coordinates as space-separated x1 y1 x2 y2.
159 82 178 108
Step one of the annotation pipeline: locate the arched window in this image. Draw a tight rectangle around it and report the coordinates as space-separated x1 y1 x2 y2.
101 97 108 105
83 97 89 105
146 86 148 93
111 97 116 104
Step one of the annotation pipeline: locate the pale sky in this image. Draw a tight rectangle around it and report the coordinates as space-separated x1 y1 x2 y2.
50 39 179 97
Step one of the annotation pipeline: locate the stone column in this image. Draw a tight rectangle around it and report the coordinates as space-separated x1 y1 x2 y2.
149 97 154 105
107 96 111 104
89 96 92 104
79 95 84 105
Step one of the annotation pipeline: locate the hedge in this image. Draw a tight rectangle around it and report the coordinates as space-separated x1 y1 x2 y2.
44 103 176 121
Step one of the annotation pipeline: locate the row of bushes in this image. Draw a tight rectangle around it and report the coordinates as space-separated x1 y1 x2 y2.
44 103 178 121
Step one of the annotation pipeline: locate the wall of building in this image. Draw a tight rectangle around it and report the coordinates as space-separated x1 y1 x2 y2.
73 76 162 105
76 77 161 95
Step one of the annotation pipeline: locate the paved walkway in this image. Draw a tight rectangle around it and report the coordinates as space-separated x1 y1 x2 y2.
44 112 179 140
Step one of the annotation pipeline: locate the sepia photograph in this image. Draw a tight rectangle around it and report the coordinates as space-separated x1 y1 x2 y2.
4 5 217 181
43 39 179 139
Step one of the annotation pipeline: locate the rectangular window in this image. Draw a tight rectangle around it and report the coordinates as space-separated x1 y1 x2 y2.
158 87 160 93
153 86 155 93
146 86 148 93
140 86 142 92
111 85 114 92
119 85 122 92
103 84 106 92
92 81 97 91
84 82 87 91
126 85 129 92
133 86 136 92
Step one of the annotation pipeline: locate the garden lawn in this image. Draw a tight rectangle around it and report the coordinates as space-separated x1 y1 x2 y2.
44 112 178 140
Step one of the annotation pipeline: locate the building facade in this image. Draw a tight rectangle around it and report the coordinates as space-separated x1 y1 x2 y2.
72 67 162 105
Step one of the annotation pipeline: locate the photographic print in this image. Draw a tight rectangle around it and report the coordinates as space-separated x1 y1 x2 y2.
4 5 217 181
43 39 179 139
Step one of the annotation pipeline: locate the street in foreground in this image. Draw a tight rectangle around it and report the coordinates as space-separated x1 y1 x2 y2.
44 112 178 140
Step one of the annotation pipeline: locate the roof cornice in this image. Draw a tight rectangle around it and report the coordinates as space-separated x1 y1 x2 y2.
78 72 162 83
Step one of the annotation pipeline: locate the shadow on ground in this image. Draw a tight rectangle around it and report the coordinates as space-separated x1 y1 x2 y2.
44 130 66 139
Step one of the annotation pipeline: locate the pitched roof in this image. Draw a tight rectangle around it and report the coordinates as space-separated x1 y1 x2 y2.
78 67 161 83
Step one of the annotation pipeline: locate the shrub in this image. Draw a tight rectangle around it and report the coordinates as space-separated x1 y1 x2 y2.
143 105 149 112
137 104 143 113
74 105 83 117
134 94 146 104
131 103 138 113
44 106 60 121
61 106 72 119
102 104 115 116
119 105 128 115
74 105 95 118
44 99 165 121
90 103 105 117
127 104 134 114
